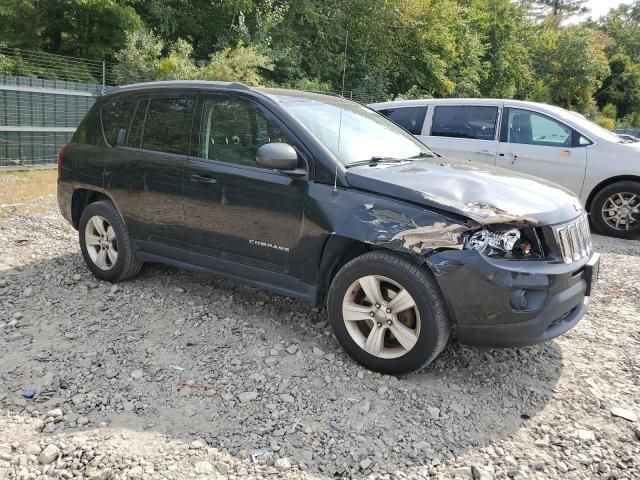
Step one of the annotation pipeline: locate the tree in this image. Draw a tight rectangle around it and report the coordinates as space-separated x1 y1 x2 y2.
198 44 273 85
599 1 640 61
112 29 163 84
0 0 142 59
532 27 610 112
597 53 640 118
524 0 589 27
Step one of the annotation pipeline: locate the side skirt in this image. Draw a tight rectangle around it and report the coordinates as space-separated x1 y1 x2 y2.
135 246 319 307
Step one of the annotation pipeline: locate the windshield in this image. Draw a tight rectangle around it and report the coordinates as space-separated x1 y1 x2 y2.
565 110 623 143
274 94 431 165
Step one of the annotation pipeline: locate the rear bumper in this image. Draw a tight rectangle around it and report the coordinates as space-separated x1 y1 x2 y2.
426 250 597 348
57 179 74 226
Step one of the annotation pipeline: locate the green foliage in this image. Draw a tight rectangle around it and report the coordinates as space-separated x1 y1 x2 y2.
197 44 273 85
602 103 618 119
532 27 610 112
1 0 640 124
596 117 615 130
112 29 163 84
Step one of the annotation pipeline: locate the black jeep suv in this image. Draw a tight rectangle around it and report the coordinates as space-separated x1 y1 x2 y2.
58 81 600 374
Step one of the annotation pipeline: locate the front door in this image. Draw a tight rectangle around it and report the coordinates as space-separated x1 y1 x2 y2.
496 108 587 196
420 104 500 165
182 94 306 275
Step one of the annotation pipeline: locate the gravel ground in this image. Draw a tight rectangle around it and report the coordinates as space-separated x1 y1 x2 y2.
1 192 639 480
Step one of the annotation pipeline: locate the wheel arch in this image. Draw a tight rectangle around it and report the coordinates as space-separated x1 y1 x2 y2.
585 175 640 212
315 234 438 307
71 188 116 229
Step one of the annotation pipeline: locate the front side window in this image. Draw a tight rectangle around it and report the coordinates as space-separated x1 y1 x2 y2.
141 97 195 155
505 108 572 147
431 106 498 140
101 98 136 147
275 95 430 166
379 106 427 135
200 97 291 167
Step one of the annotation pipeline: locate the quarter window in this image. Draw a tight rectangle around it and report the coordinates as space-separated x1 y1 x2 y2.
505 108 572 147
100 98 136 147
431 106 498 140
200 97 291 167
139 97 195 155
379 106 427 135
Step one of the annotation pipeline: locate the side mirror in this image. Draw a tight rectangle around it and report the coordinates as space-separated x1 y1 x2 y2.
256 143 299 171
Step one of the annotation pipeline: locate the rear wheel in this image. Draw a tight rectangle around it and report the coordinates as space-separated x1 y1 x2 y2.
591 181 640 239
327 251 450 375
79 200 142 282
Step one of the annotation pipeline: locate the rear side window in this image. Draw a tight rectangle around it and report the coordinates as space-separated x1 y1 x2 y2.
379 106 427 135
140 97 195 155
100 98 136 147
431 106 498 140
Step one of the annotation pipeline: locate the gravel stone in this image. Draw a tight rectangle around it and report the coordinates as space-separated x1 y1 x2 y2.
38 444 60 465
0 189 638 480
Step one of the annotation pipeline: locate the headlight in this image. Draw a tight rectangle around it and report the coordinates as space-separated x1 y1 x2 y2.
464 227 536 258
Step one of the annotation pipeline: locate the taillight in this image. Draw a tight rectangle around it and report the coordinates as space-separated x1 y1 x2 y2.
57 144 67 178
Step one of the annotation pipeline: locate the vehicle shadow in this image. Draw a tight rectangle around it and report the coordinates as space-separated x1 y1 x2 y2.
0 253 564 478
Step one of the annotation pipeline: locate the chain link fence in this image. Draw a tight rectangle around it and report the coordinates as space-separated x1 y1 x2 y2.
0 48 391 167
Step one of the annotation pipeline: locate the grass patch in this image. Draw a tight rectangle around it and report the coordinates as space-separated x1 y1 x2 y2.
0 169 57 221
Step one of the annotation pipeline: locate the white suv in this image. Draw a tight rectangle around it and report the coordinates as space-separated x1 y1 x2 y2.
369 98 640 238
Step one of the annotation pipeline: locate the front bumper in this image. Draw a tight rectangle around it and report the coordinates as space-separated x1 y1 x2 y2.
426 250 599 348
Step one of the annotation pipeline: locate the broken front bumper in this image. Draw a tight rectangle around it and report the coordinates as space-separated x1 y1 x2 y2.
425 250 599 348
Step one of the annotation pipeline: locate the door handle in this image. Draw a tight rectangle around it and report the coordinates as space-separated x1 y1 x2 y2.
190 174 217 184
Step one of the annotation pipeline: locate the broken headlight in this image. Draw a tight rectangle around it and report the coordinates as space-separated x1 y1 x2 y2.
464 226 542 259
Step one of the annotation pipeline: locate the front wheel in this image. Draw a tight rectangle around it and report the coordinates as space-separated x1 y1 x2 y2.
591 181 640 239
327 251 450 375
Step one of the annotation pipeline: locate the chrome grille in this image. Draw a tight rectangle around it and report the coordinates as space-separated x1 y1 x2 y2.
554 214 592 264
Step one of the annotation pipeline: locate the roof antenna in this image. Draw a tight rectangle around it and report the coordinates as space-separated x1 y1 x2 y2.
334 30 348 193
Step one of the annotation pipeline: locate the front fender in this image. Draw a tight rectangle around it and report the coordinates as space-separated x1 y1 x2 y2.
309 182 478 256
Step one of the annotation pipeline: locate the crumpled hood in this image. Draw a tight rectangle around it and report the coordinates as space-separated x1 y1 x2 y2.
345 158 584 226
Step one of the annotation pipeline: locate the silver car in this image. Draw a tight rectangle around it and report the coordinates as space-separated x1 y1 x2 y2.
369 98 640 238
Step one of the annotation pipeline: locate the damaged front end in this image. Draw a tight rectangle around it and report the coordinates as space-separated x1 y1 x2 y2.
388 218 544 261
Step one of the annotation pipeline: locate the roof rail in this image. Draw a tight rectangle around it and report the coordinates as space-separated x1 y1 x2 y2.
113 80 251 91
306 90 344 98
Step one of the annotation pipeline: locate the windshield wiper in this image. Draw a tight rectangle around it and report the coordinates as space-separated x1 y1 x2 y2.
346 156 404 168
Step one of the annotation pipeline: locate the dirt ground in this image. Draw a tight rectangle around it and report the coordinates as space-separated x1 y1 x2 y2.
0 171 639 480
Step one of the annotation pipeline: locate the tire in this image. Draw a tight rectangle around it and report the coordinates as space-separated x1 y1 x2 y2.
590 181 640 239
78 200 143 282
327 251 450 375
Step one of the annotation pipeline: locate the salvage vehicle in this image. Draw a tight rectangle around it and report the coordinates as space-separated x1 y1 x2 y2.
58 81 599 374
370 98 640 239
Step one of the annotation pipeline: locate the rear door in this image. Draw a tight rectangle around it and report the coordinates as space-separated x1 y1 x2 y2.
182 93 307 276
496 107 587 195
421 104 500 164
105 93 195 249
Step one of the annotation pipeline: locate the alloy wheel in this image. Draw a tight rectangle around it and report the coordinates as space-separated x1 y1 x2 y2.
84 215 118 270
342 275 421 359
601 192 640 231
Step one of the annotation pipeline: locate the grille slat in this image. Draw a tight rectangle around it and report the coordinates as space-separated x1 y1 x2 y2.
554 214 592 264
